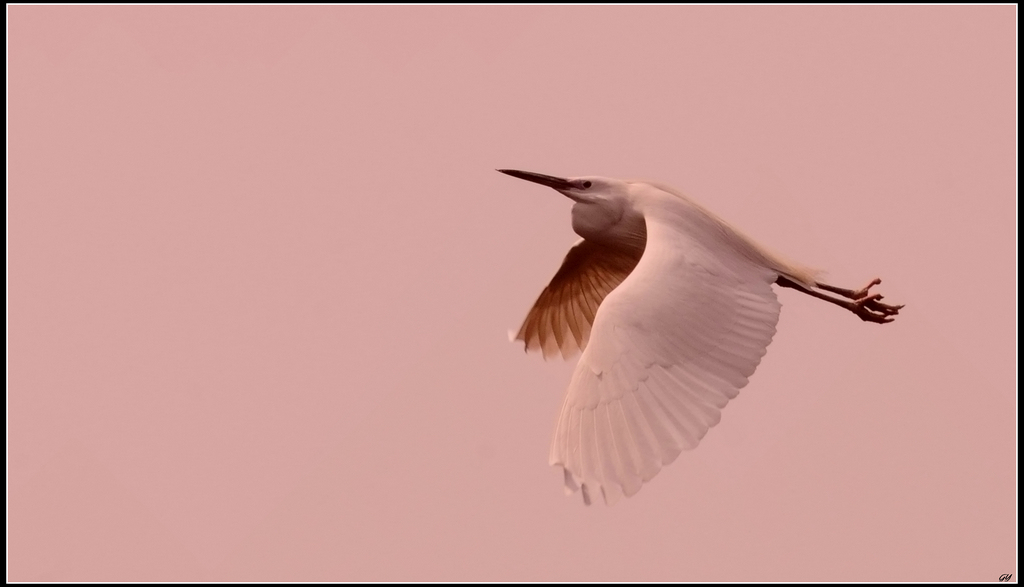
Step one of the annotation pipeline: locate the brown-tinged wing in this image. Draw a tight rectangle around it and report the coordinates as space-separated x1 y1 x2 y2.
517 239 643 360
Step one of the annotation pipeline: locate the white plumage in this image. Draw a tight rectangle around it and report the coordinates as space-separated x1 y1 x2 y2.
499 170 901 505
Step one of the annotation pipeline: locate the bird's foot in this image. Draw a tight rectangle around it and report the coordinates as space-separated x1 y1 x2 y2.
778 275 905 324
848 292 903 324
851 278 903 317
814 277 903 323
849 277 882 300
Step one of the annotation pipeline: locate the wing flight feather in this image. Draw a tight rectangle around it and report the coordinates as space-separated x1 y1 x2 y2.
548 219 782 505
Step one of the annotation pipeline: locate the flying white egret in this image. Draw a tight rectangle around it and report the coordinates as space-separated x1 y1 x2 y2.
499 169 902 506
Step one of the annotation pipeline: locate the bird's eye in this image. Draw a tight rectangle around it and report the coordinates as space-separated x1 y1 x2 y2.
582 181 592 189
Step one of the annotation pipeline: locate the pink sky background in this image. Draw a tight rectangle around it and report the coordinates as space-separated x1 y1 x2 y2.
8 6 1016 582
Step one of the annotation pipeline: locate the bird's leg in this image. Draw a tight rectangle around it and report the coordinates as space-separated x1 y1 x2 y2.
816 277 905 317
775 276 903 324
816 277 880 300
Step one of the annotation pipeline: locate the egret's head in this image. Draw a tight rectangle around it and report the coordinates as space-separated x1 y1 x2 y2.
497 169 587 199
497 169 633 239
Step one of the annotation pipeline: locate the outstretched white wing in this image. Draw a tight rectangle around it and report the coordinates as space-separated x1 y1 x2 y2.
549 218 782 505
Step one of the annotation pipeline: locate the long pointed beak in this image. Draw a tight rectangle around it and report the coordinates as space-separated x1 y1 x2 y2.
497 169 575 191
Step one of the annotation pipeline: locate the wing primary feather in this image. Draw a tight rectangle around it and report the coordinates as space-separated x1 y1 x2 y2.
533 291 551 356
549 279 567 357
577 270 598 325
589 409 605 488
577 268 609 339
549 391 572 466
566 407 583 479
621 394 664 481
563 274 585 352
579 409 597 487
607 403 643 497
633 386 685 463
644 376 702 450
596 406 625 501
588 260 622 297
